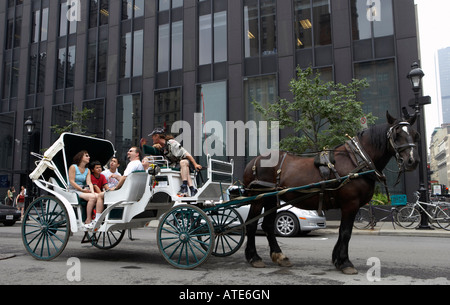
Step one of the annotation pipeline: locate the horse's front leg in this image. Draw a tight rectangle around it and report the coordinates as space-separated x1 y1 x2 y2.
262 206 293 267
245 201 265 268
332 208 358 274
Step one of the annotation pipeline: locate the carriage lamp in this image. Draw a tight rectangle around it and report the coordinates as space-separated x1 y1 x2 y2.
25 116 35 135
407 62 425 94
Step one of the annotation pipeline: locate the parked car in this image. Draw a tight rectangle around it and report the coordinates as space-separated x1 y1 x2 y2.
0 204 21 226
235 204 326 237
227 186 326 237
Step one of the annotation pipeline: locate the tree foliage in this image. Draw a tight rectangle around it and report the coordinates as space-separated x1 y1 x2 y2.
51 107 95 136
253 67 376 154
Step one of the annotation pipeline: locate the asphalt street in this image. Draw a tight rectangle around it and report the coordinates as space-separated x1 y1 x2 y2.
1 221 449 286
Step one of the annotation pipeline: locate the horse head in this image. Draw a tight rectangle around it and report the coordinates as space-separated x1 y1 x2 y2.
386 111 420 172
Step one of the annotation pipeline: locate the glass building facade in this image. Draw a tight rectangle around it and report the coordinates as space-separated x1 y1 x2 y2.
0 0 422 197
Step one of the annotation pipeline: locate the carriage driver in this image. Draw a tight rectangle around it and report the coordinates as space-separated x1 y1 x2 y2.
149 128 202 197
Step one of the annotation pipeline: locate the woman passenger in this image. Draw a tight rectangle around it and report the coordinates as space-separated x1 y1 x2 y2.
68 150 104 230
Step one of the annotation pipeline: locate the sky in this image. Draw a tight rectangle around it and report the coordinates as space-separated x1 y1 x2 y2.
414 0 450 146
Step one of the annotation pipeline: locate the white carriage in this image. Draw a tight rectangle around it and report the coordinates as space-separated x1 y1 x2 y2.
22 133 241 269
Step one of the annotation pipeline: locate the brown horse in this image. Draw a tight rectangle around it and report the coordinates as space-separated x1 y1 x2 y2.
242 112 420 274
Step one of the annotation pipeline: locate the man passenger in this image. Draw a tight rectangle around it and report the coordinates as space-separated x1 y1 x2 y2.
149 128 202 197
111 147 144 191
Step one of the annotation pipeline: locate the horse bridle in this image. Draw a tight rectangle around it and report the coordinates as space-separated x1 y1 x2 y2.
387 122 417 180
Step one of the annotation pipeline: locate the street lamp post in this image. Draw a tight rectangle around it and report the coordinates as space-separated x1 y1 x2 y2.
24 116 35 212
407 62 432 230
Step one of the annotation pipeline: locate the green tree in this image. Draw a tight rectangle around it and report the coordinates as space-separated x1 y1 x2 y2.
253 67 376 154
51 107 95 136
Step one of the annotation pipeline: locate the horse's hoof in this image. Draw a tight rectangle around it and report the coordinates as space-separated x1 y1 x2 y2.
271 253 293 267
250 260 266 268
341 267 358 275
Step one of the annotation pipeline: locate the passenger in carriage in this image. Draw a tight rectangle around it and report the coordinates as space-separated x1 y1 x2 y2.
68 150 104 230
102 157 122 189
110 146 144 191
149 128 202 197
89 161 110 193
141 156 153 171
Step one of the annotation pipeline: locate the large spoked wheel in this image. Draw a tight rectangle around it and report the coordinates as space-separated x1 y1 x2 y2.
157 205 214 269
205 207 246 257
396 206 421 229
22 196 70 261
86 230 125 250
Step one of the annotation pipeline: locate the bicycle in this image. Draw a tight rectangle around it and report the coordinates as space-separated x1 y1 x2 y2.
354 199 401 230
396 192 450 230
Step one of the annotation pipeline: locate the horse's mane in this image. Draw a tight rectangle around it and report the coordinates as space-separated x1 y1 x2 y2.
357 123 390 152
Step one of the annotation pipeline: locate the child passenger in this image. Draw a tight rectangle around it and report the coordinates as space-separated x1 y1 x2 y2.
68 151 103 230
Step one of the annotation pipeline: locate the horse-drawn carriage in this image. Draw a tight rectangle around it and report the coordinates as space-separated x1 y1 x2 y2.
23 113 420 273
23 132 240 269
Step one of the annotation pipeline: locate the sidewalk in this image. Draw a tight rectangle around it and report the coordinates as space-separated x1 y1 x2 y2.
320 220 450 238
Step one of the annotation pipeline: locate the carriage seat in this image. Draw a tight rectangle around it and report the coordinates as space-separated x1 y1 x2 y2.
104 171 148 204
49 177 79 205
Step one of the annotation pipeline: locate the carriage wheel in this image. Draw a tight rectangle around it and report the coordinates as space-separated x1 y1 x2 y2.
204 207 246 257
22 196 70 261
86 230 125 250
157 205 214 269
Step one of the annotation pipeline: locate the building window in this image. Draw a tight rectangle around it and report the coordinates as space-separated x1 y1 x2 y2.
158 21 183 72
244 0 276 58
89 0 109 28
57 46 76 89
6 18 22 49
122 0 144 20
159 0 183 11
354 59 400 192
154 89 181 131
354 59 397 121
294 0 332 49
59 2 77 36
244 74 277 162
32 8 49 43
120 30 143 78
87 40 107 83
199 9 227 66
196 81 227 162
28 52 46 94
116 93 142 159
2 61 19 99
83 99 105 138
351 0 394 40
0 113 15 171
9 0 23 7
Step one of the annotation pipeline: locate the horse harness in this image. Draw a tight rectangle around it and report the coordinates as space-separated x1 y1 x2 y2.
246 121 415 213
247 151 351 215
344 136 391 200
248 152 288 192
